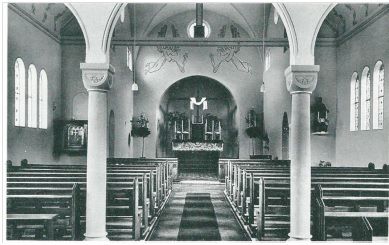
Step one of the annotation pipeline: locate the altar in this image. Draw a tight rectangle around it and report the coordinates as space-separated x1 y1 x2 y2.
170 96 224 176
172 141 223 152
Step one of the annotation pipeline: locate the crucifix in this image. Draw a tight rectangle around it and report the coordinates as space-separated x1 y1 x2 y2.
190 87 207 124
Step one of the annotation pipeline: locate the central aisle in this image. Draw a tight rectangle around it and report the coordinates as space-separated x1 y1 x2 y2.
149 181 250 241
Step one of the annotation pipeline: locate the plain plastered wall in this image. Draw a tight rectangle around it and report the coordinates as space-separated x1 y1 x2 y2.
264 7 337 164
335 13 389 168
7 10 62 165
130 11 263 158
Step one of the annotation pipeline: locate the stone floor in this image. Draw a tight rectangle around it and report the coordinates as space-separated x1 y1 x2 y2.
149 182 250 241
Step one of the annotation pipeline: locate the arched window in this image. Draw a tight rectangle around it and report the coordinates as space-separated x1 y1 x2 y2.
39 69 48 129
14 58 26 127
372 61 384 129
27 64 38 128
350 72 359 131
360 67 371 130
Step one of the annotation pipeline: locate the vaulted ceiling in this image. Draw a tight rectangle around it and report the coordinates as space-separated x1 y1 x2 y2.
318 3 386 38
9 3 78 37
9 3 389 42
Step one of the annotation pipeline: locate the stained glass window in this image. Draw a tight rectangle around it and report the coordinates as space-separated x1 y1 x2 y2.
350 72 359 131
28 64 38 128
14 58 25 127
360 67 371 130
373 61 384 129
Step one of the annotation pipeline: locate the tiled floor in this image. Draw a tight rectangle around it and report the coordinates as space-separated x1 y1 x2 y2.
149 182 249 241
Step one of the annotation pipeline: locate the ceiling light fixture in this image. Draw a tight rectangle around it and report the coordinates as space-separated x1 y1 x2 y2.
261 5 266 93
131 4 138 92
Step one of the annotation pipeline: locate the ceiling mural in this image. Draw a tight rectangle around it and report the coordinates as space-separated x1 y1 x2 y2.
319 4 386 38
10 3 78 37
10 3 388 43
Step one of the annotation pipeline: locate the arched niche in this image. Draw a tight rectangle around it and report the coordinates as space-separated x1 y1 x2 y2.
157 75 238 158
72 92 88 120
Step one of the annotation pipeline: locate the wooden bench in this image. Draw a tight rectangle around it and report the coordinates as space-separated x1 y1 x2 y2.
224 161 389 240
7 213 60 240
312 184 388 241
7 183 82 240
6 159 175 240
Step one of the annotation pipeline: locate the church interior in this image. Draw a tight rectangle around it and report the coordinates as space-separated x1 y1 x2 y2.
5 2 389 242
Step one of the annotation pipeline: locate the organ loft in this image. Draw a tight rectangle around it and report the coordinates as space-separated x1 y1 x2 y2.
5 1 389 242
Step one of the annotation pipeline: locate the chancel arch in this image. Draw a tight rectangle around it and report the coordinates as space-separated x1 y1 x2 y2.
157 76 238 156
8 2 389 243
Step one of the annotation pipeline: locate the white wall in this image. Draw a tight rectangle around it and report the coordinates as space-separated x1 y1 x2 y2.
7 9 62 165
335 14 389 168
131 11 264 158
264 6 337 164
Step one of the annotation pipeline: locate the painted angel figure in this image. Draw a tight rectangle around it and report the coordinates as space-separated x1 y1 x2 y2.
209 45 252 74
145 46 189 74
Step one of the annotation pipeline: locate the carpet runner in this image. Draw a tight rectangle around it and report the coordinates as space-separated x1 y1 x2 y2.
177 193 221 241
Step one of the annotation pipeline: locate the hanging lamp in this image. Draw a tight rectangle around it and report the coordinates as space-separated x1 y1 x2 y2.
131 4 138 91
260 4 266 93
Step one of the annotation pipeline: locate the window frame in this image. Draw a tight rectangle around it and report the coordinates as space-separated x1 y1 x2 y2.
372 61 384 130
27 64 38 128
38 69 48 129
350 72 359 131
360 67 371 131
14 58 26 127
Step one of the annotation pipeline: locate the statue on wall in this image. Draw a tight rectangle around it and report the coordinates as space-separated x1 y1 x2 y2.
311 97 329 133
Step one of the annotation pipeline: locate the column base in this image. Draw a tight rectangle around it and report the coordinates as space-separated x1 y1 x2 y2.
287 233 312 241
83 232 109 241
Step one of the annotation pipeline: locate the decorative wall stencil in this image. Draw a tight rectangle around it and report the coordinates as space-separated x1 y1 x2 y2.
218 25 227 38
209 24 252 74
145 24 188 74
31 4 36 14
54 10 67 31
333 9 346 34
158 25 168 37
145 46 189 74
42 12 48 22
209 46 252 74
171 24 179 38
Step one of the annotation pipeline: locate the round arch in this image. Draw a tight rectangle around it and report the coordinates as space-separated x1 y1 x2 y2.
64 3 90 48
156 75 239 158
103 2 291 62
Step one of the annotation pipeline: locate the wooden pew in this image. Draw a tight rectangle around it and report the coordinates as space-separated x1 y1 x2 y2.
7 159 173 240
312 184 389 241
7 177 144 241
225 161 389 240
7 173 150 237
7 183 82 240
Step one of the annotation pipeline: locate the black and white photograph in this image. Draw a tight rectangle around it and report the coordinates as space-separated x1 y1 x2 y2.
2 0 389 242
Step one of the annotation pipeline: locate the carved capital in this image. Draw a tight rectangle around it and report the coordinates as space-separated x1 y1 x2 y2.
285 65 320 94
80 63 115 92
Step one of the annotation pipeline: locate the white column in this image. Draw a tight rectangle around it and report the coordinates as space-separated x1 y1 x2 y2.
81 63 115 241
285 65 319 241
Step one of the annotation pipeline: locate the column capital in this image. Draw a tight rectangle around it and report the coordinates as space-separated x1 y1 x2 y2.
285 65 320 94
80 63 115 92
